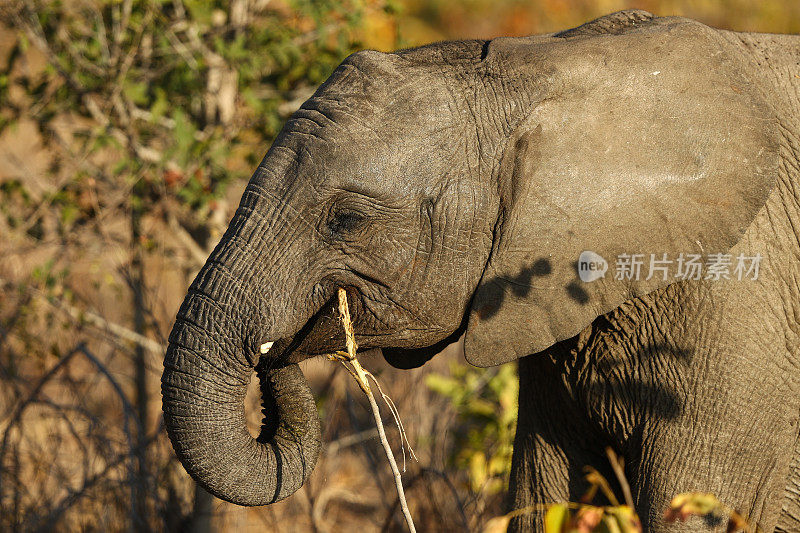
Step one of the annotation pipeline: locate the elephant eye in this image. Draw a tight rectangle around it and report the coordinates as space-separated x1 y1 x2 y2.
326 208 366 236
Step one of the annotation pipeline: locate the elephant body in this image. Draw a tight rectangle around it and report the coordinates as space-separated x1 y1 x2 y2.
161 10 800 532
509 26 800 532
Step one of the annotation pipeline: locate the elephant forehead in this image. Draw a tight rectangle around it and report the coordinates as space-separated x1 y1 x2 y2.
293 96 461 148
306 53 458 122
305 132 461 195
276 102 466 195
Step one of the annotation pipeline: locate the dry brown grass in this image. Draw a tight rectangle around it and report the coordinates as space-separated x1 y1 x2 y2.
2 1 797 531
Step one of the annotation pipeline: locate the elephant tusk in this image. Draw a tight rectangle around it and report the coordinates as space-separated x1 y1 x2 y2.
260 341 274 354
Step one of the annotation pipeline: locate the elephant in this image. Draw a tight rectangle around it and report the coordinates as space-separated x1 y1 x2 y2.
161 9 800 532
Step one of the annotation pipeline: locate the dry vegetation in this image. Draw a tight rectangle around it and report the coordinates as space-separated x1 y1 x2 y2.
0 1 797 531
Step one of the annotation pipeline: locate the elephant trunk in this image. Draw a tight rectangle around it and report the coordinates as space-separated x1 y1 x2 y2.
161 268 321 505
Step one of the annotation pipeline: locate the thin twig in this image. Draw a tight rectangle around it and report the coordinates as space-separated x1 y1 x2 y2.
324 428 380 456
381 469 469 533
332 288 416 533
0 277 163 355
365 371 418 471
32 424 163 532
605 447 634 508
583 465 620 506
166 213 211 268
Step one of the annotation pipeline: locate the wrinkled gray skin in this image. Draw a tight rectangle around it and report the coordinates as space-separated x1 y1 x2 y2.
162 10 800 532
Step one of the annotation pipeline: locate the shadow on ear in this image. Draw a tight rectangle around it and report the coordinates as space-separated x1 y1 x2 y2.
464 16 779 367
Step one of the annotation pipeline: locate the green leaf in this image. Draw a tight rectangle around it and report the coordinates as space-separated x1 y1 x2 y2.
425 373 459 396
544 504 569 533
149 88 168 121
665 492 723 523
469 452 487 491
60 204 78 226
123 79 149 106
172 108 197 165
604 507 642 533
482 515 511 533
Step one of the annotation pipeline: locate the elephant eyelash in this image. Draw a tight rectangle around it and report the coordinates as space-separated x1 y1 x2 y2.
326 208 367 236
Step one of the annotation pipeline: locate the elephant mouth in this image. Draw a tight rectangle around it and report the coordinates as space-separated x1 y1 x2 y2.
263 289 362 363
263 288 462 369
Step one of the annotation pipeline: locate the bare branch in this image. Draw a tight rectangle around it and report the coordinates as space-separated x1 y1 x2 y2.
0 277 164 355
324 428 380 456
332 288 416 533
166 213 211 268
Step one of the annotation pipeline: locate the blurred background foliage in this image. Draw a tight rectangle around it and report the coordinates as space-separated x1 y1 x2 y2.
427 363 517 497
0 1 797 531
393 0 800 45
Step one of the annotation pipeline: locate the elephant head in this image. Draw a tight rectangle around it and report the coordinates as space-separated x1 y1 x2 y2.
162 12 779 506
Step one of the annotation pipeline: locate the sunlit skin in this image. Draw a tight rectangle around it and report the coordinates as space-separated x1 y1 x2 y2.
163 11 800 532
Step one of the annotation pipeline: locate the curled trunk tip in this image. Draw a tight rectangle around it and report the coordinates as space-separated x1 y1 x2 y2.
162 336 321 506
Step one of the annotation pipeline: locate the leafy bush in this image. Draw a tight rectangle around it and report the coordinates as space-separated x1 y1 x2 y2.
426 361 518 495
0 0 398 238
0 1 401 530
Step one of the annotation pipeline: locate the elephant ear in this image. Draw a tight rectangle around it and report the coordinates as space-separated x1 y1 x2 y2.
463 15 780 367
554 9 655 38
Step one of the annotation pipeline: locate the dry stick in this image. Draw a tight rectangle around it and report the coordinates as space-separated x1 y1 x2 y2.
366 372 418 471
332 288 417 533
324 428 380 456
605 447 634 509
0 276 163 355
